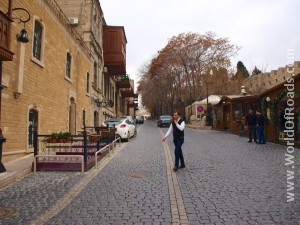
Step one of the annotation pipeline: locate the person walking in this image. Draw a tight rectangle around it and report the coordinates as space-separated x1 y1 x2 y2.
256 109 266 144
245 109 257 143
162 112 185 172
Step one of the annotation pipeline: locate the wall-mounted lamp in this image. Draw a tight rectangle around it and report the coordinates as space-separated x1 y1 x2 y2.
12 7 31 43
266 96 271 102
95 98 113 108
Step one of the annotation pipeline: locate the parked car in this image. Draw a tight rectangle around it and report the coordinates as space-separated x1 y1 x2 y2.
120 115 137 127
157 115 172 127
103 118 136 142
135 116 144 124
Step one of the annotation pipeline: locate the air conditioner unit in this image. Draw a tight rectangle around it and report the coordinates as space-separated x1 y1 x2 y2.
69 18 79 25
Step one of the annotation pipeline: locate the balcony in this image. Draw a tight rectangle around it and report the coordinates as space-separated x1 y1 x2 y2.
103 26 127 75
127 102 138 108
116 75 130 89
121 90 138 98
0 10 14 61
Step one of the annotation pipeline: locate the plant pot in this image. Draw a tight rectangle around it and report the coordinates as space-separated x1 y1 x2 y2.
89 135 100 142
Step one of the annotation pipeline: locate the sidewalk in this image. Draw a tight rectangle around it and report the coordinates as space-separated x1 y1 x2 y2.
0 154 33 189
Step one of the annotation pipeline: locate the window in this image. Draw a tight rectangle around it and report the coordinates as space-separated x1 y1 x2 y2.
33 20 43 60
93 62 98 88
66 52 72 78
86 72 90 94
233 103 243 121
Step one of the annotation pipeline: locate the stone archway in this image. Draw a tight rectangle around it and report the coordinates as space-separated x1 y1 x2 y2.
69 98 76 134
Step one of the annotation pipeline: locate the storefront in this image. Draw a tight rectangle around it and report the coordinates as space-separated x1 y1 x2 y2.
212 95 259 135
260 73 300 146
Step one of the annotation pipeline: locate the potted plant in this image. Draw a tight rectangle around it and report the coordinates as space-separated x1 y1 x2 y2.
47 132 71 143
89 134 101 142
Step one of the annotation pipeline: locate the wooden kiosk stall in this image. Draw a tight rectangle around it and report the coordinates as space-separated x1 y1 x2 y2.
259 73 300 145
212 95 259 135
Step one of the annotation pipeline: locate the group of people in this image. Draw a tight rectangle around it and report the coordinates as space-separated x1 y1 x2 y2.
245 109 266 144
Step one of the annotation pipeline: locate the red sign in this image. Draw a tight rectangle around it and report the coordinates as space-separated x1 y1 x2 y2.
197 106 204 112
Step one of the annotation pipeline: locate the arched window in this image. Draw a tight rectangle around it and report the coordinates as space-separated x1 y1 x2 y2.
66 52 72 78
86 72 90 94
33 20 43 60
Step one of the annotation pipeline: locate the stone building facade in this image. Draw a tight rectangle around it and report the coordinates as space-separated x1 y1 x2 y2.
55 0 111 125
0 0 94 162
244 61 300 94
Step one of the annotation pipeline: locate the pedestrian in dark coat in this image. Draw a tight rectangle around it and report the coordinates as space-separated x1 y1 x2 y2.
245 109 257 142
256 109 266 144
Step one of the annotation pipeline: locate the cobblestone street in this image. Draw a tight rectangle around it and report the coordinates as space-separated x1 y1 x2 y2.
0 120 299 225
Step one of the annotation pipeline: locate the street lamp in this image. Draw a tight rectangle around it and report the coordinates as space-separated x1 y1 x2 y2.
12 7 31 43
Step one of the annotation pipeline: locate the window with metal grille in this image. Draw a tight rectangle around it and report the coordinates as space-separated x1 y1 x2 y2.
66 52 72 78
93 62 98 88
87 72 90 93
33 20 43 60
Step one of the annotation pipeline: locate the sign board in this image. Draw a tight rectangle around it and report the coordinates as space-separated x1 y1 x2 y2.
197 106 204 113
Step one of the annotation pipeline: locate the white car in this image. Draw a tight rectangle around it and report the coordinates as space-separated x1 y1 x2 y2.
103 118 136 142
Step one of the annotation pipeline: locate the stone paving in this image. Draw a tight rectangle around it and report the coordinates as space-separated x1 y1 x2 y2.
173 129 300 225
0 172 84 225
44 122 171 225
0 120 299 225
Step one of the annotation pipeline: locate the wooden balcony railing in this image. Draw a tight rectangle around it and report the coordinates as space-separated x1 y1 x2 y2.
0 10 13 61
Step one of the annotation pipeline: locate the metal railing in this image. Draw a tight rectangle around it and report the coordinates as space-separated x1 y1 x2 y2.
33 125 116 172
43 0 91 58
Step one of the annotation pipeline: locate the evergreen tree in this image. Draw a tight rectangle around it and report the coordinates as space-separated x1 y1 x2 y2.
235 61 250 78
252 66 262 76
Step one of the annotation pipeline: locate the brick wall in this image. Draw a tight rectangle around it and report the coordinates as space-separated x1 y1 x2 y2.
1 0 93 162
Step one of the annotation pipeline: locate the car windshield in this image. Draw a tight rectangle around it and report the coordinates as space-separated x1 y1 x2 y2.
161 116 171 120
104 119 123 126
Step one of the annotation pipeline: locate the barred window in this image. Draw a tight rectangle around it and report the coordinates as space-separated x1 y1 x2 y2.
66 52 72 78
33 21 43 60
86 72 90 93
93 62 98 88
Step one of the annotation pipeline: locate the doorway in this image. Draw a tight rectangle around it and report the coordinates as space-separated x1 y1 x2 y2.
28 109 38 148
69 98 76 134
94 111 99 127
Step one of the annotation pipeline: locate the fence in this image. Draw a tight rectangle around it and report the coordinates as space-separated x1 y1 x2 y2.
33 125 117 172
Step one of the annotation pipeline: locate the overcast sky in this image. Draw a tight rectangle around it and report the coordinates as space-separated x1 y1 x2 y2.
101 0 299 84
